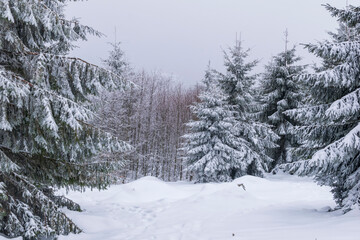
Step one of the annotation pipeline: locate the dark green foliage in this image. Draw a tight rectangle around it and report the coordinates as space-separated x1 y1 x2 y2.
0 0 130 238
217 41 279 177
279 4 360 212
258 47 305 167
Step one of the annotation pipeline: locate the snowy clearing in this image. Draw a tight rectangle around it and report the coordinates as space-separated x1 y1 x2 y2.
3 174 360 240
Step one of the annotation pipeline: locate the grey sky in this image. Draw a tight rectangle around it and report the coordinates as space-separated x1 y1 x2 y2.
65 0 349 86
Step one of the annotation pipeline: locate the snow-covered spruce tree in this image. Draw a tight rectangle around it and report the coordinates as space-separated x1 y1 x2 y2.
103 41 131 79
279 4 360 212
94 42 138 181
217 41 279 179
0 0 130 239
258 47 305 167
95 41 133 139
183 67 243 182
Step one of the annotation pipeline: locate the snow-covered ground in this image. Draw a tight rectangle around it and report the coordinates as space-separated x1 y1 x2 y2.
2 174 360 240
56 173 360 240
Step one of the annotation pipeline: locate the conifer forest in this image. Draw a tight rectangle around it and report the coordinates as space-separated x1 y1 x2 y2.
0 1 359 239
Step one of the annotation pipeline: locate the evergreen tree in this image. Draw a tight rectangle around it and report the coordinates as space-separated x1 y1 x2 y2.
259 46 305 167
184 68 244 182
95 42 138 180
96 41 133 139
280 4 360 212
103 41 131 78
0 1 130 239
217 41 279 178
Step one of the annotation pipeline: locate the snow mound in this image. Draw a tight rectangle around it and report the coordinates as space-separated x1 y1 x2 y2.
130 176 162 183
119 176 192 203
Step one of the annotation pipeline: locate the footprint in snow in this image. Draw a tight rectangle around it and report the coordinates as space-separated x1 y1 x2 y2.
125 206 156 223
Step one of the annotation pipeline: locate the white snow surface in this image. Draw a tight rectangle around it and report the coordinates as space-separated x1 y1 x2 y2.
2 173 360 240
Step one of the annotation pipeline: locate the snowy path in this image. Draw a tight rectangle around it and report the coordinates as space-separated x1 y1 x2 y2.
54 174 360 240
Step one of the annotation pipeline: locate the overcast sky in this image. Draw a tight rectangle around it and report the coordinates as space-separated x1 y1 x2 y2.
65 0 349 86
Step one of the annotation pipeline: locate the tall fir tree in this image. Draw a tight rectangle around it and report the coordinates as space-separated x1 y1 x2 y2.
258 46 305 167
0 0 130 239
103 41 131 78
280 4 360 212
95 42 137 179
95 41 133 139
184 67 247 182
217 41 279 178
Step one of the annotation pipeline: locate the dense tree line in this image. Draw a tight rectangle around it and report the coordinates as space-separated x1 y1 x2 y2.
93 43 201 181
95 68 201 182
1 1 360 239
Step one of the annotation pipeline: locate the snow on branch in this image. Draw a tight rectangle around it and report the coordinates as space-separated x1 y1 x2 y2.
323 4 360 29
285 104 330 123
0 149 19 173
326 88 360 120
